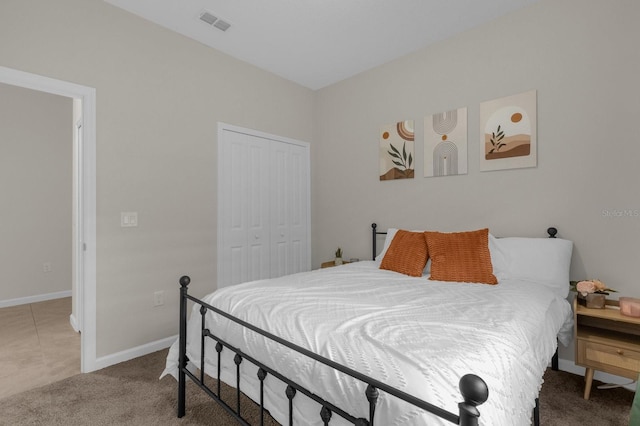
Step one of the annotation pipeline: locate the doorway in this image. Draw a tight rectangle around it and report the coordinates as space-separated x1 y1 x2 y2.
0 66 97 373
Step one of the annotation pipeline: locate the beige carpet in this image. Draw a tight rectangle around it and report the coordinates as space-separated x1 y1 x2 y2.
0 348 633 425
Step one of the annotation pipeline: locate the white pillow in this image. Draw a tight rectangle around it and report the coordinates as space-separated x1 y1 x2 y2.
489 233 509 281
493 237 573 298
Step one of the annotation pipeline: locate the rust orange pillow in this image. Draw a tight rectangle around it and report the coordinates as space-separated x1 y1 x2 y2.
424 228 498 284
379 230 429 277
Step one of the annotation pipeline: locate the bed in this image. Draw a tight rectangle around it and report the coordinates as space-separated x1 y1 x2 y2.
161 225 574 425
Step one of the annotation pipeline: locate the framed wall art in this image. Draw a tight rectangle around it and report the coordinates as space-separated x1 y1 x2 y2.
424 107 467 177
480 90 537 172
379 120 415 181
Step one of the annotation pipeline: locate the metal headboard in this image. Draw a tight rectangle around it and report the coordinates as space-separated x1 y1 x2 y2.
373 222 559 261
371 223 387 261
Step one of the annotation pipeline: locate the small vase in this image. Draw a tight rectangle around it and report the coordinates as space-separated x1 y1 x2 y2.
334 257 343 266
578 293 606 309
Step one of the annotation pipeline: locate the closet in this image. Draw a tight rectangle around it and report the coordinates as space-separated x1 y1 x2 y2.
217 123 310 288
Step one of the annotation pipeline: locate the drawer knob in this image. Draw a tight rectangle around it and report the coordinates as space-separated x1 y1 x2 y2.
617 349 624 355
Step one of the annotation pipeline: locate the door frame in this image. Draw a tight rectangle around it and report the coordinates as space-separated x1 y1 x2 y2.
0 66 97 373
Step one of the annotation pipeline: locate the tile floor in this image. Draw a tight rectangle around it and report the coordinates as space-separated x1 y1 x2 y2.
0 297 80 399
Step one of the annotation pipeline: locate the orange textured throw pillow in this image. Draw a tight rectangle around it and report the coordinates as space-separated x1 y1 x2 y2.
379 230 429 277
424 228 498 284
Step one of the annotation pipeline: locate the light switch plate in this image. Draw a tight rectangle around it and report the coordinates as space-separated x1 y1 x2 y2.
121 212 138 227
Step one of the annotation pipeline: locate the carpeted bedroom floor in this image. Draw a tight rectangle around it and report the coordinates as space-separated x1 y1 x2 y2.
0 348 633 425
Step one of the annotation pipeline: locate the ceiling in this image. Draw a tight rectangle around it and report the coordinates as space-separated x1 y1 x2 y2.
104 0 540 90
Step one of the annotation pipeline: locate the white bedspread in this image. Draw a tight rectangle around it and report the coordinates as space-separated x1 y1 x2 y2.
162 261 573 426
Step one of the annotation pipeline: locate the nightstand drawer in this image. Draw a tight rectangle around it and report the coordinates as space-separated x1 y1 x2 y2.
579 340 640 373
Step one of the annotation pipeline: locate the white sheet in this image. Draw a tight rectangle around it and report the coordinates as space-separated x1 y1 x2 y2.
162 261 573 426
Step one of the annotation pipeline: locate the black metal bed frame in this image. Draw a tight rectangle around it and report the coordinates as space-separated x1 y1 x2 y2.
371 223 562 426
178 275 488 425
177 224 561 425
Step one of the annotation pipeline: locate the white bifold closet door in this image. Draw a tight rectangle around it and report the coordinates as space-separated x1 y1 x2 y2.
218 123 310 288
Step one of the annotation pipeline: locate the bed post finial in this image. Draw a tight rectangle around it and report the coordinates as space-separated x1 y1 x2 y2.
547 227 558 238
458 374 488 426
180 275 191 287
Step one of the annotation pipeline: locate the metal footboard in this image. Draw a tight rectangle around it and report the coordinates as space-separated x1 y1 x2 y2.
177 275 489 426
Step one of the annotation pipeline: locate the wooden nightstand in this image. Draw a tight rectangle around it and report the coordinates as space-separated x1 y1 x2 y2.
574 297 640 399
321 260 350 268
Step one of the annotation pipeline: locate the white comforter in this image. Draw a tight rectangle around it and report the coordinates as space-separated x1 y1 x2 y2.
162 261 573 426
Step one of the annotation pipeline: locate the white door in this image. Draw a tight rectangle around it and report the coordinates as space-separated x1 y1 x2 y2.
219 130 270 286
270 142 309 278
246 136 271 281
288 143 310 274
218 124 310 288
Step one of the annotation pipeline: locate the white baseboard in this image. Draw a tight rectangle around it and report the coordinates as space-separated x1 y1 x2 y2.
0 290 72 309
92 335 178 372
558 358 637 391
69 313 80 333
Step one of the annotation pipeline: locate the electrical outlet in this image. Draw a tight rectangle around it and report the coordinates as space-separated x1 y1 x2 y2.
43 262 53 273
153 290 164 307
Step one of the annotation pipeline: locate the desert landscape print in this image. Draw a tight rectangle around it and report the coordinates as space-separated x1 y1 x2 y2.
484 108 531 159
380 120 415 180
480 90 537 171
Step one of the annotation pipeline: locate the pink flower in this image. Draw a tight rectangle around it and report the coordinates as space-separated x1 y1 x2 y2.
592 279 607 291
573 279 615 296
576 280 597 296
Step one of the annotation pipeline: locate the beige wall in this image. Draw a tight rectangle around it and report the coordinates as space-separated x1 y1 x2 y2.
0 83 72 301
1 0 637 367
0 0 314 357
313 0 639 363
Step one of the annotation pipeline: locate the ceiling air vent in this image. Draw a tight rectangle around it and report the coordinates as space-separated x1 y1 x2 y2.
213 19 231 32
199 11 217 25
199 10 231 32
